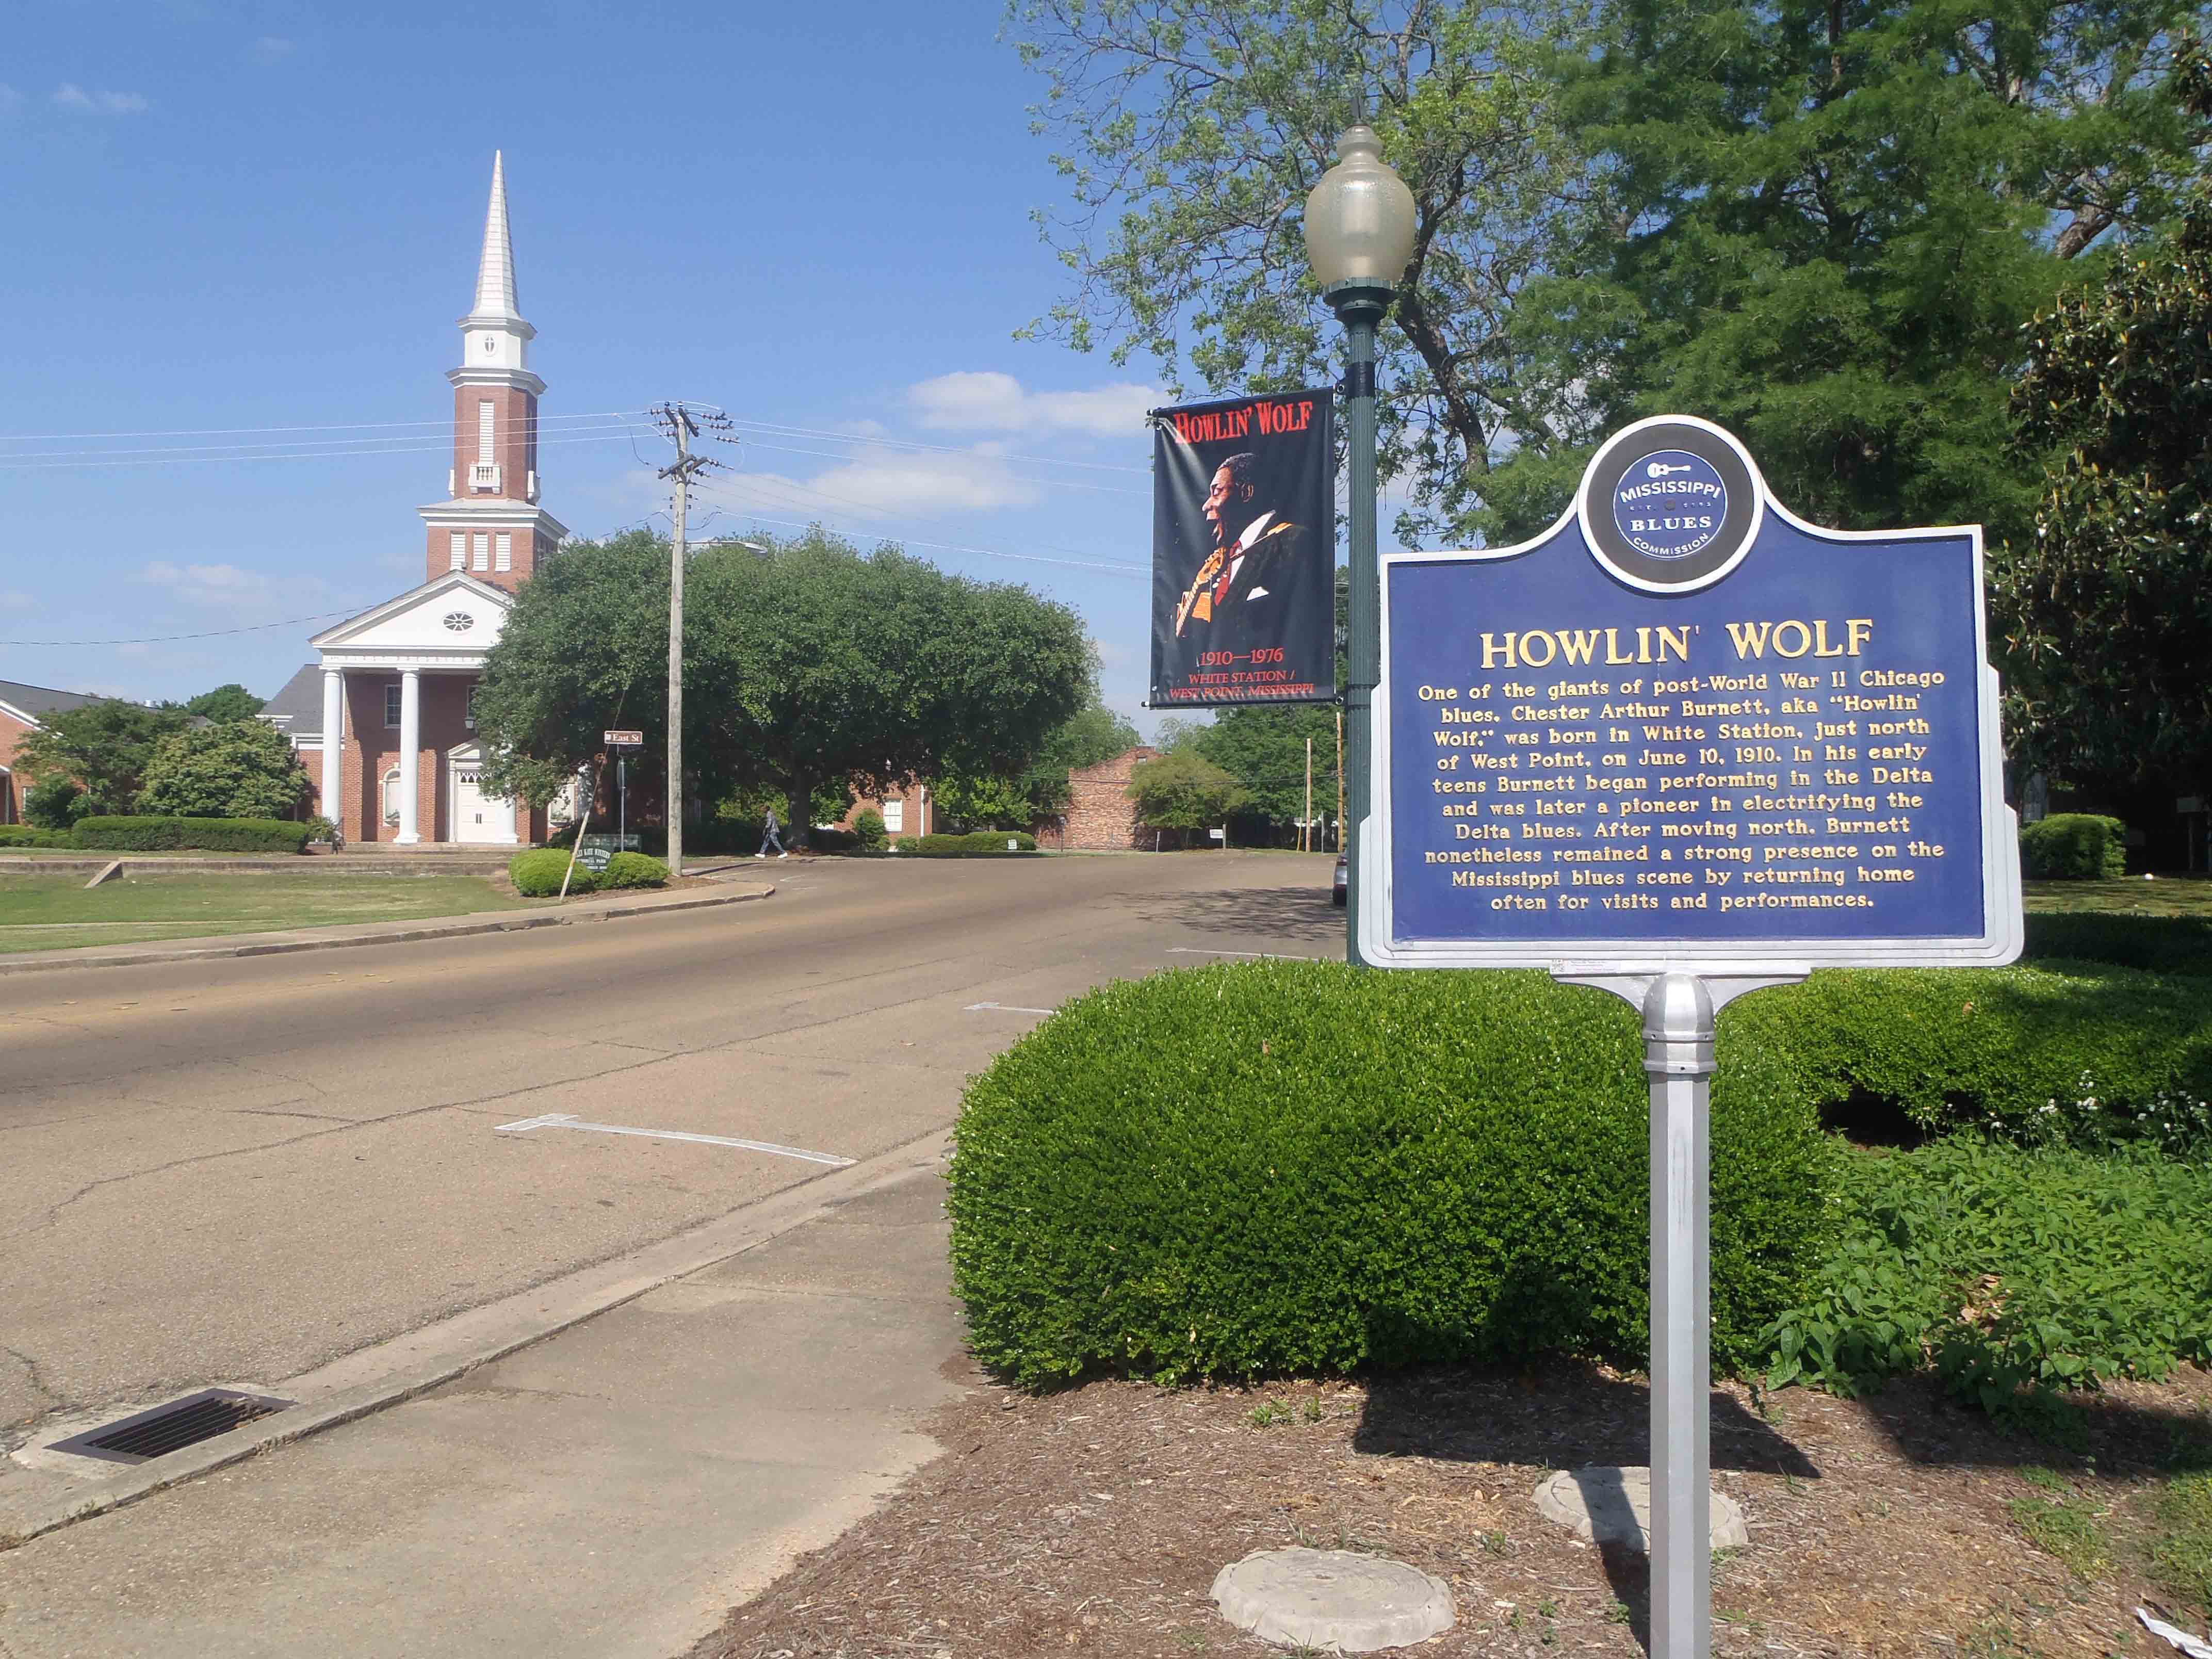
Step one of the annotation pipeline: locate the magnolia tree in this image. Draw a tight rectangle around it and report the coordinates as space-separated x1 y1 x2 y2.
136 719 311 819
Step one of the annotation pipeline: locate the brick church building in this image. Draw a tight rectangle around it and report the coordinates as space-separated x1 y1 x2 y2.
264 154 563 845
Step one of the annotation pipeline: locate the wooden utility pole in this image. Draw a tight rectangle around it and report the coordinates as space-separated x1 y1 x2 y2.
1335 709 1345 854
1304 736 1313 852
653 404 728 874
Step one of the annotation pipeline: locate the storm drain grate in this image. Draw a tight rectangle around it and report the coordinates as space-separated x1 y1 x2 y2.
49 1389 295 1466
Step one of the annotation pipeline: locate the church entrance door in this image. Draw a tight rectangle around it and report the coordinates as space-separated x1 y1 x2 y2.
447 752 512 845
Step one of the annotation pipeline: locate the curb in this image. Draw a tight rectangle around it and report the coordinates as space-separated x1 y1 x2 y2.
0 885 776 977
0 1124 953 1549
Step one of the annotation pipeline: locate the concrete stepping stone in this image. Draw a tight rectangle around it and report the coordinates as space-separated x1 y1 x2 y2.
1533 1465 1749 1552
1211 1547 1455 1652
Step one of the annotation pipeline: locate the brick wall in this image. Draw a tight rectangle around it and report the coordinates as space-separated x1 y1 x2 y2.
839 784 933 839
1049 746 1162 851
335 671 491 842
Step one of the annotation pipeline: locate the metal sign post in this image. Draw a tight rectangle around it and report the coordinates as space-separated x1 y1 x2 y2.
602 730 642 857
1357 416 2023 1658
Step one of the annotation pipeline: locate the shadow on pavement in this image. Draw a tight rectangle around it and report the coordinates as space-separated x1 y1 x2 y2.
1117 882 1344 947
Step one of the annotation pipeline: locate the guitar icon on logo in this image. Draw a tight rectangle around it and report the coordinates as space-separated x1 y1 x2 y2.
1646 461 1694 478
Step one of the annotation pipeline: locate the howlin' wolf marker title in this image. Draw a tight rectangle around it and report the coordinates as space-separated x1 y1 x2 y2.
1150 389 1336 708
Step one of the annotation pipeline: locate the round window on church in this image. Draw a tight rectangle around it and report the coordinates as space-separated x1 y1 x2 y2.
443 611 475 632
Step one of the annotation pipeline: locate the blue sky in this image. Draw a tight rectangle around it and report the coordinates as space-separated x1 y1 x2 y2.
0 1 1208 733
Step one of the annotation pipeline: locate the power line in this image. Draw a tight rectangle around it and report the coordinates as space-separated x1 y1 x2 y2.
3 416 650 465
721 415 1151 476
732 437 1145 496
0 607 378 647
0 429 653 473
0 410 656 444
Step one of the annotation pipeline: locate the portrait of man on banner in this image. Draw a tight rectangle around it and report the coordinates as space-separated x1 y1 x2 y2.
1150 390 1335 708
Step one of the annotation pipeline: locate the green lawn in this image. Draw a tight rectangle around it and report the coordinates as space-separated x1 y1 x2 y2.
2026 876 2212 917
0 871 534 954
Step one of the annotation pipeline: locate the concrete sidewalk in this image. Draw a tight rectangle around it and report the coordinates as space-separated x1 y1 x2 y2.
0 874 778 976
0 1138 970 1658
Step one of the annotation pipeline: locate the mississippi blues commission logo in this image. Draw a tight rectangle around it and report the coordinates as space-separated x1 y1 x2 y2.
1577 418 1764 593
1612 450 1727 560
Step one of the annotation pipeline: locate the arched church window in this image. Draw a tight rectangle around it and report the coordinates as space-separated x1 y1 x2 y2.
381 765 402 829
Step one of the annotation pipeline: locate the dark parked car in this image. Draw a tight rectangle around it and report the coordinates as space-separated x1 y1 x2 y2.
1331 854 1347 907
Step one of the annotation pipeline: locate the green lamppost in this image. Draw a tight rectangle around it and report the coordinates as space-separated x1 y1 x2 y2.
1304 111 1418 965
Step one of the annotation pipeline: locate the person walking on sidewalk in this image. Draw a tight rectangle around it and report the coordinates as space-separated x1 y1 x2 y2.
757 805 790 859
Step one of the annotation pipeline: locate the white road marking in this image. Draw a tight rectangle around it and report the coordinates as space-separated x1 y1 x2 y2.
964 1001 1055 1015
1164 948 1322 961
494 1113 854 1167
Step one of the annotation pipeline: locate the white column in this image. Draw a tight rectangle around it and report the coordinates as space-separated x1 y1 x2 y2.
396 669 422 844
319 668 345 832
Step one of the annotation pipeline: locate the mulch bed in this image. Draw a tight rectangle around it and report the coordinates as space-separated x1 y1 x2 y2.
693 1357 2212 1659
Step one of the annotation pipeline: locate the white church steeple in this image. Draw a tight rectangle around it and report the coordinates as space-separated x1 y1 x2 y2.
457 151 536 377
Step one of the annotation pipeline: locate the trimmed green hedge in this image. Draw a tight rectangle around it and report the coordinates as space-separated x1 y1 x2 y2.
2020 813 2129 880
948 963 1833 1387
600 851 670 889
70 816 309 853
0 825 74 848
910 830 1039 857
2026 911 2212 977
509 848 597 897
1728 963 2212 1151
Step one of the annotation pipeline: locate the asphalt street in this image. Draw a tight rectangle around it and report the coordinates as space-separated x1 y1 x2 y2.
0 852 1341 1460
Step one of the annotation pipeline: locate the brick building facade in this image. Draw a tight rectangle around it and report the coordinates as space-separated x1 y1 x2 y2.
0 679 103 825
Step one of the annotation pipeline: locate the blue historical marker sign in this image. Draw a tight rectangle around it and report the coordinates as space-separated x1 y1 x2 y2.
1362 416 2023 970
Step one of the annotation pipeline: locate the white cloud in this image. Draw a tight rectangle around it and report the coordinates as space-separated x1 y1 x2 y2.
0 589 35 610
136 561 334 612
909 371 1158 438
249 36 295 63
54 84 148 115
714 448 1038 521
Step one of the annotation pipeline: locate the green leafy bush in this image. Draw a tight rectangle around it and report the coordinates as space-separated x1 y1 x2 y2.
962 829 1036 852
303 816 339 844
2020 814 2129 880
68 816 309 853
600 851 670 889
807 826 858 853
509 848 598 896
948 962 1832 1388
1762 1141 2212 1428
1726 963 2212 1152
23 778 85 829
2025 912 2212 977
0 824 74 848
892 835 919 853
853 808 887 851
908 831 1037 857
135 718 310 819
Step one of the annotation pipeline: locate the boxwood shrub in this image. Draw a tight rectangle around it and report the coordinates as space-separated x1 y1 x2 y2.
948 962 1833 1388
69 816 310 853
1727 962 2212 1150
909 831 1038 857
2020 813 2129 879
509 848 597 897
600 851 670 889
2025 911 2212 977
0 824 74 848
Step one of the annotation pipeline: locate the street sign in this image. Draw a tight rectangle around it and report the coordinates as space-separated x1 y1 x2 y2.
603 729 644 747
1361 415 2021 1659
1363 414 2021 972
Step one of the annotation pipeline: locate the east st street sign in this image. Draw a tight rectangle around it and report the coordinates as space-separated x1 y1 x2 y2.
1360 415 2024 973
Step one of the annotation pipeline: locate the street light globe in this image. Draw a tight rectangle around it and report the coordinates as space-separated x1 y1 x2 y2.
1303 122 1418 291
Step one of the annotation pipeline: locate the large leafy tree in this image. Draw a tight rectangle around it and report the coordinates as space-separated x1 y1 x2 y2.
15 700 189 814
1482 0 2205 545
1010 0 1590 537
1013 0 2203 547
1192 702 1340 838
176 683 266 723
476 528 1094 843
1126 747 1248 834
1993 44 2212 794
936 699 1142 827
136 719 310 819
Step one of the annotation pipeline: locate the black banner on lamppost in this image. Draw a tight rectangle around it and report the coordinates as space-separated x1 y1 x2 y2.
1149 389 1337 708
